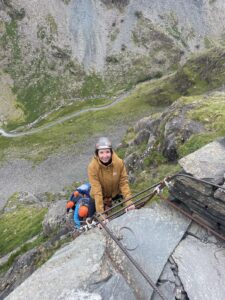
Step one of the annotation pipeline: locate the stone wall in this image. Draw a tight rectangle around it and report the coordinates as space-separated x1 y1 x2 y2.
170 137 225 234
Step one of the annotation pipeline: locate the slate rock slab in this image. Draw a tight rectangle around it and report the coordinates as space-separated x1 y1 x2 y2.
5 228 136 300
107 202 191 299
173 235 225 300
179 137 225 183
6 202 191 300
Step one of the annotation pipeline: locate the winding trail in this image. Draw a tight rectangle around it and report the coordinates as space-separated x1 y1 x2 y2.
0 91 131 138
0 89 138 208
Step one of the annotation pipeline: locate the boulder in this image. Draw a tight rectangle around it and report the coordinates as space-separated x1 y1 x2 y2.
162 116 205 161
5 229 136 300
124 152 139 172
42 200 67 236
132 129 150 146
179 137 225 183
134 117 160 134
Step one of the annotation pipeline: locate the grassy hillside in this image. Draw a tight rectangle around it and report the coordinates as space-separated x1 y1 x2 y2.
116 47 225 191
1 47 225 164
140 47 225 106
0 6 185 127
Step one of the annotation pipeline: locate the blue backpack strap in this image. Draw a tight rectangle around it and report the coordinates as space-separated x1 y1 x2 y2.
74 203 81 229
74 197 90 229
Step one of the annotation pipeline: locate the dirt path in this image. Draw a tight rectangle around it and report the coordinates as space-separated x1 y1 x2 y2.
0 90 132 137
0 91 134 207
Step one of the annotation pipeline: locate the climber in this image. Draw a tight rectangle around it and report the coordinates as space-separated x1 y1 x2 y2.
88 136 135 225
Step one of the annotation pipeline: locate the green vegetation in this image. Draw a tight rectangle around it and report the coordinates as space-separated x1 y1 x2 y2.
0 234 45 274
140 47 225 106
0 78 166 163
0 207 47 256
173 47 225 95
1 20 21 61
0 9 182 128
164 12 189 47
37 25 47 40
15 74 64 124
1 46 225 163
0 20 67 126
131 163 181 194
143 151 167 167
101 0 129 10
110 27 120 42
30 97 111 128
46 14 58 35
80 73 106 97
178 93 225 157
105 14 182 91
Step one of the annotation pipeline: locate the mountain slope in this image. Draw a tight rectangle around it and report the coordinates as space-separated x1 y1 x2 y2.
1 0 225 125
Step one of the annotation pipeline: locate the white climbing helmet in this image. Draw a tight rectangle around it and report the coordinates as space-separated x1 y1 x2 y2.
95 137 112 150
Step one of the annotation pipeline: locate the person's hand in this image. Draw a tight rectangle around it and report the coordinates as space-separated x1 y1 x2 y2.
125 204 136 212
97 218 109 229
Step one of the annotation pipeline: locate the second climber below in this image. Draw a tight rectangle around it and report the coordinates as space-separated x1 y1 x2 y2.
88 136 135 223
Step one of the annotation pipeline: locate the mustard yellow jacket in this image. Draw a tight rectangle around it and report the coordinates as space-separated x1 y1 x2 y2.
88 151 132 214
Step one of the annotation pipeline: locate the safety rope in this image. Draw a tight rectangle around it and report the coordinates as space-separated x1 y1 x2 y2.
67 173 225 236
98 181 165 220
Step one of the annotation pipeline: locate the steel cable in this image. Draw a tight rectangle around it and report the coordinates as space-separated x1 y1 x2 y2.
94 215 168 300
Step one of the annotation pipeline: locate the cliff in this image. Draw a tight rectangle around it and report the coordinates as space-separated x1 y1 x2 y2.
1 0 225 125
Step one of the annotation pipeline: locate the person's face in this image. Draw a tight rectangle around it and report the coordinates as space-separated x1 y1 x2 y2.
98 148 112 163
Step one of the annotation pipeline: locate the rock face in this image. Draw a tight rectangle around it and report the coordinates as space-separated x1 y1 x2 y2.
4 200 225 300
123 97 205 174
9 0 225 72
107 202 191 299
1 0 225 124
170 137 225 233
42 200 67 236
5 203 191 300
0 248 42 299
179 137 225 182
173 235 225 300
